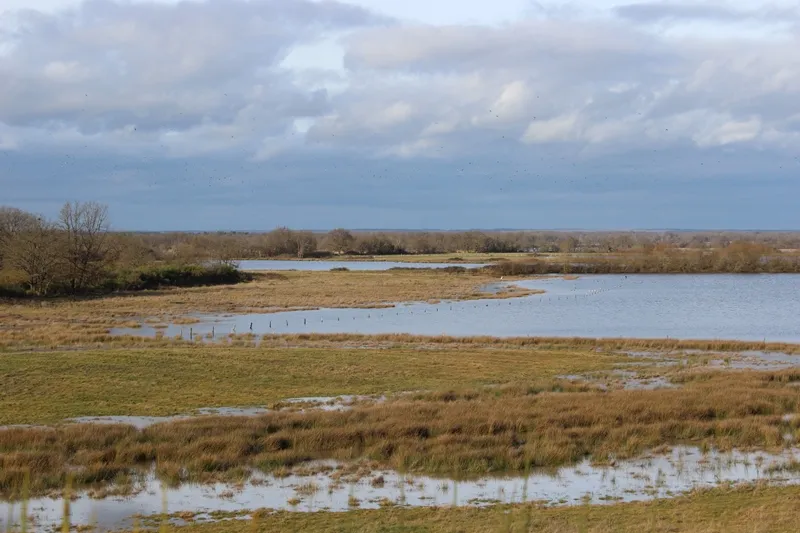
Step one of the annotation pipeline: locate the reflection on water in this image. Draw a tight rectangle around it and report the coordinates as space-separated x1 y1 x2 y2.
237 260 484 271
115 275 800 342
67 407 272 430
2 447 798 531
716 351 800 370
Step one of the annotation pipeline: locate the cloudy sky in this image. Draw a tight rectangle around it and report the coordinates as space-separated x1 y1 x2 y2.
1 0 799 230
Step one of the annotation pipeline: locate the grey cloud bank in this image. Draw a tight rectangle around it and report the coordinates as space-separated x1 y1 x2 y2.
1 0 799 230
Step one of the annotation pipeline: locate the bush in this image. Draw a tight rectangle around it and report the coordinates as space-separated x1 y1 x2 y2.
115 263 253 291
0 269 27 297
440 266 467 274
261 272 289 281
486 260 552 276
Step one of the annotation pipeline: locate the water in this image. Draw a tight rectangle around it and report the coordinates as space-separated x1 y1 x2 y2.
66 408 271 430
558 370 679 391
719 351 800 370
115 275 800 342
237 260 484 271
0 397 380 432
2 447 798 531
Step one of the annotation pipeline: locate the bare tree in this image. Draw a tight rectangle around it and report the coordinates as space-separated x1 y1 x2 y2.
5 216 63 295
58 201 112 293
215 237 241 267
291 231 317 258
558 236 579 253
326 228 355 255
0 206 40 269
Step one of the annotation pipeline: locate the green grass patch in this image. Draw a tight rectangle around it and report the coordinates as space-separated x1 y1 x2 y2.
0 345 626 425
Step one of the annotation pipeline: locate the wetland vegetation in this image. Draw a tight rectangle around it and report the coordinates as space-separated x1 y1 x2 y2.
2 203 800 531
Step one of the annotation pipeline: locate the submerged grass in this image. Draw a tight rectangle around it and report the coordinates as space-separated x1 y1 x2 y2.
124 484 800 533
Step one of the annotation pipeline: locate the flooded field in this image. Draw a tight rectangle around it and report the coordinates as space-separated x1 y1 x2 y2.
3 447 799 531
0 396 381 432
237 260 484 271
115 274 800 342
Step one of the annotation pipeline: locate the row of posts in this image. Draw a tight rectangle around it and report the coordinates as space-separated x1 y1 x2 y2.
171 289 612 342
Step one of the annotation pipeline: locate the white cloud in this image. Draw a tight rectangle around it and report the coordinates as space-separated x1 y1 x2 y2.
693 115 763 147
522 113 581 143
0 0 382 154
375 101 414 127
382 137 441 158
0 0 798 163
324 4 800 156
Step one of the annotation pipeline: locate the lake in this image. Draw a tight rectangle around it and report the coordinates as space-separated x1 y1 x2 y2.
236 260 484 271
115 274 800 342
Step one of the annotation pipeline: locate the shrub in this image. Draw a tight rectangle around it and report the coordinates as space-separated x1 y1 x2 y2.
115 263 253 291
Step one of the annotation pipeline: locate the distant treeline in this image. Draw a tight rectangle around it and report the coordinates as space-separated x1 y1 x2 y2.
0 203 251 297
3 203 800 296
83 227 800 262
488 243 800 275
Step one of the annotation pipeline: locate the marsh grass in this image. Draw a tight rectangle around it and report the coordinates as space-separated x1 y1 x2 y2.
0 344 629 425
0 269 537 350
2 370 800 498
254 333 800 354
107 484 800 533
4 267 800 530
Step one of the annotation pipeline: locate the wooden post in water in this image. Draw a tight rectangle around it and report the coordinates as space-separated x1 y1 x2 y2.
61 474 73 533
160 483 168 533
190 327 193 341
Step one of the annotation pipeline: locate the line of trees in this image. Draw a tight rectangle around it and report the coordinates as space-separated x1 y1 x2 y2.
4 204 800 295
0 203 250 297
120 228 800 262
490 242 800 275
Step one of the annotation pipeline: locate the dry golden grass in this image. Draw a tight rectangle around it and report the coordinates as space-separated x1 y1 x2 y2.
256 333 800 354
0 270 540 349
128 484 800 533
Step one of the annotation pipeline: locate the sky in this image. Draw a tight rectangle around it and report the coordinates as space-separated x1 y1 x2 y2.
1 0 799 231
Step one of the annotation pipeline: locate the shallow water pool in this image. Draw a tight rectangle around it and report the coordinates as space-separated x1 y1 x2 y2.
115 274 800 342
